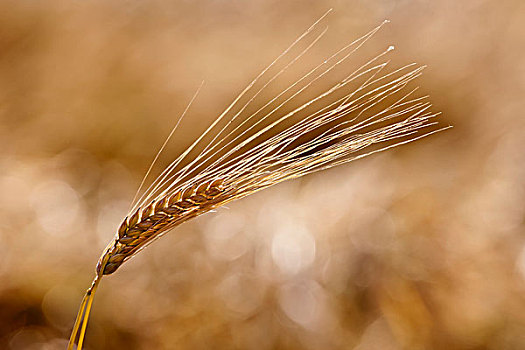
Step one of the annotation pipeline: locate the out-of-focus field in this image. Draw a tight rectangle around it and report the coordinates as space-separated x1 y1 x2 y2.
1 1 524 349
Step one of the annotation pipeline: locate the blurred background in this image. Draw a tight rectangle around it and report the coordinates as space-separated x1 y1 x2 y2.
0 0 524 349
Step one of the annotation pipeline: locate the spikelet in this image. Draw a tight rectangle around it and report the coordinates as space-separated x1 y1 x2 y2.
68 12 449 349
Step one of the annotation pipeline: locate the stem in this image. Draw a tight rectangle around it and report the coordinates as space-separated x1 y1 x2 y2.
67 275 102 350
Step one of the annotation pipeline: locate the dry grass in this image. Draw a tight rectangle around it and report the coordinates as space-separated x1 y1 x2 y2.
67 13 447 350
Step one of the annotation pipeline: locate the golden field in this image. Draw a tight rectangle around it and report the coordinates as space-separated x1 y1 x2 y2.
0 1 524 349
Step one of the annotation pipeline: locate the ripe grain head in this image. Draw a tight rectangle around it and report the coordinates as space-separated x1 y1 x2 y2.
68 12 449 350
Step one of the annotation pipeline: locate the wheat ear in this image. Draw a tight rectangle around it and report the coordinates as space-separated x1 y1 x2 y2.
68 12 450 349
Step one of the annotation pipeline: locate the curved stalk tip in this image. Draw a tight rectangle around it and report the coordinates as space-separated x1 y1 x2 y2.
67 275 102 350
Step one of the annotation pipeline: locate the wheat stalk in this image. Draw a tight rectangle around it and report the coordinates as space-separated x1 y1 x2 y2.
68 12 450 349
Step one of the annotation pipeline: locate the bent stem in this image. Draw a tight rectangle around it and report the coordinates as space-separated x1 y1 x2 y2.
68 275 102 350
